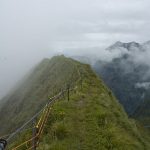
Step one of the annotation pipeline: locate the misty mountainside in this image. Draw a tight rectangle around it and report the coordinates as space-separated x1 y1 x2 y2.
133 90 150 126
93 41 150 125
0 55 79 135
1 56 150 149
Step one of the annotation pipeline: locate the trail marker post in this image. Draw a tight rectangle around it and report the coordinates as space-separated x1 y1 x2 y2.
32 120 37 150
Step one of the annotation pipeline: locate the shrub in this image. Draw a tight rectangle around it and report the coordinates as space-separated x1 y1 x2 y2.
97 113 108 127
52 122 68 140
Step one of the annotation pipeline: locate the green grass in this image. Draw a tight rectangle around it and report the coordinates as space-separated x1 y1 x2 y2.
1 55 150 149
0 55 80 135
36 60 150 150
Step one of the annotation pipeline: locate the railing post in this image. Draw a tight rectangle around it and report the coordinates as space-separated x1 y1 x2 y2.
67 84 70 101
80 72 83 90
32 120 37 150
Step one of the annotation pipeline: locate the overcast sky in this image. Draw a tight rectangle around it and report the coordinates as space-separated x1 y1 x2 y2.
0 0 150 98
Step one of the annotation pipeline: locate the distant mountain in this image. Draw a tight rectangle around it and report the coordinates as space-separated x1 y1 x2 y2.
106 41 144 52
0 56 150 149
93 41 150 126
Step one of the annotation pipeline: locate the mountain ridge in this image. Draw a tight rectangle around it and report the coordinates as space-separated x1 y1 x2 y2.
93 40 150 127
106 41 145 52
0 56 150 149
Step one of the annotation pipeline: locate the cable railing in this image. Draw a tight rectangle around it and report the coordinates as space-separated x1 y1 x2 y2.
0 66 83 150
0 87 75 150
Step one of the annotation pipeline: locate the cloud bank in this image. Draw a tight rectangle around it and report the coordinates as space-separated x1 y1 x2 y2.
0 0 150 98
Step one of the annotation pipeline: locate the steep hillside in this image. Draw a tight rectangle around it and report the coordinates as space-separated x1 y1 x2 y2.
0 55 80 135
93 41 150 126
93 56 148 115
0 56 150 149
36 60 150 150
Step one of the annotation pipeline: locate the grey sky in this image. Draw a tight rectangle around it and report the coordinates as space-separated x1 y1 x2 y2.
0 0 150 98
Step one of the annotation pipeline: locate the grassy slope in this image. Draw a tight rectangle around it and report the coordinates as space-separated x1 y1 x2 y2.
0 56 150 149
0 56 79 135
35 57 149 150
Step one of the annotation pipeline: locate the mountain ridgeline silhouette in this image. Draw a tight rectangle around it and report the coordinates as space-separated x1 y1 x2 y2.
0 55 150 149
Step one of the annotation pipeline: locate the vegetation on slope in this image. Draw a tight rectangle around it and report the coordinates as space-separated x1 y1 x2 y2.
0 55 150 149
93 57 148 115
37 58 150 150
0 55 79 135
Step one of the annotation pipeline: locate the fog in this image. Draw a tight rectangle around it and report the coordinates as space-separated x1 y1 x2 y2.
0 0 150 98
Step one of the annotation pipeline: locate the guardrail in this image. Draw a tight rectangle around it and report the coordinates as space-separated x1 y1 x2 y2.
0 86 75 150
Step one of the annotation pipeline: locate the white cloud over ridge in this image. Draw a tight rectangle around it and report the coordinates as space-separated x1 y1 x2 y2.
0 0 150 98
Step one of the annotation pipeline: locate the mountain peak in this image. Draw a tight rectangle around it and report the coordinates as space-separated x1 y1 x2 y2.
108 41 124 49
107 41 141 51
1 56 150 149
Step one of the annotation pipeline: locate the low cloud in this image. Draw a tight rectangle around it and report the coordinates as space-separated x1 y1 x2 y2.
135 82 150 90
1 0 150 98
